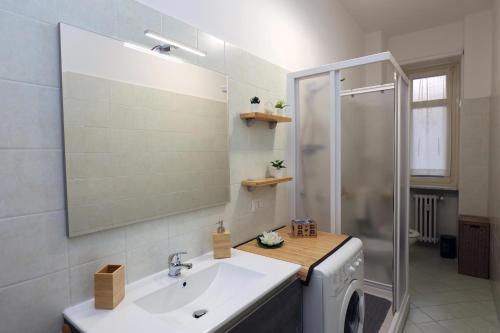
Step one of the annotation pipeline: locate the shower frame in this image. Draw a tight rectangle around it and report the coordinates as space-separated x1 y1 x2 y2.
287 52 410 326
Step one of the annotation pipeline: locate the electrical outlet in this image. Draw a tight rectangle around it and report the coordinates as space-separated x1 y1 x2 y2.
251 199 258 212
257 199 265 209
251 199 264 212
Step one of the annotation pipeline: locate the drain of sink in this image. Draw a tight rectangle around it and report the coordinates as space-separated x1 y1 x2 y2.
193 309 208 319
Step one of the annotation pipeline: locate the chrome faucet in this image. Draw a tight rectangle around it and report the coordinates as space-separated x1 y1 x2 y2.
168 251 193 277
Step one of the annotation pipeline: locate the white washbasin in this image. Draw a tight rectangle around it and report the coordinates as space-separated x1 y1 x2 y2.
63 249 301 333
134 262 264 314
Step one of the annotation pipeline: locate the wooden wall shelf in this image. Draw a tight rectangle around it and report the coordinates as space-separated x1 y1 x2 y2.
240 112 292 129
242 176 293 191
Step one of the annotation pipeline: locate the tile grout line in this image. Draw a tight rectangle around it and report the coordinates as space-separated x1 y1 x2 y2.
0 209 66 223
0 77 60 89
0 148 63 151
0 267 69 291
0 8 56 26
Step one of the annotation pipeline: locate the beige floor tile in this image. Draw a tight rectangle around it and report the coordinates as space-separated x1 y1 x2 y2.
461 289 494 301
479 301 497 316
437 319 475 333
412 293 447 307
440 291 475 303
483 315 500 327
412 291 470 307
420 304 456 321
406 246 498 333
409 308 435 323
413 281 455 293
416 321 451 333
444 303 471 318
465 316 500 333
404 322 424 333
457 302 487 318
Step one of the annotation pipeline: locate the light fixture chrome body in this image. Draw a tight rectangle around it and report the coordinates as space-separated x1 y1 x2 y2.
144 29 207 57
123 42 183 63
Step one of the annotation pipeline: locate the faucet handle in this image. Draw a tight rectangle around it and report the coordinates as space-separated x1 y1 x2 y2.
168 251 187 264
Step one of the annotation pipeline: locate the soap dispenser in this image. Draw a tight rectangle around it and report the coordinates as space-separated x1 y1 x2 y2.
213 219 231 259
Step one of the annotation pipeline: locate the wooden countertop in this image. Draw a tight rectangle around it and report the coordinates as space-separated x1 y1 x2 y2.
236 226 351 284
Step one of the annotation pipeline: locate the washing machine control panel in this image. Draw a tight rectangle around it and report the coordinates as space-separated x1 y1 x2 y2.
347 250 363 278
330 250 363 297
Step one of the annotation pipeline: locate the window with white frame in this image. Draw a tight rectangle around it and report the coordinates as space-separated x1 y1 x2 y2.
408 63 459 188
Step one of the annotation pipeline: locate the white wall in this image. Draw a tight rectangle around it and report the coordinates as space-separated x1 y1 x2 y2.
363 30 387 85
464 11 493 99
493 1 500 97
388 21 464 65
490 1 500 99
136 0 365 71
388 11 493 98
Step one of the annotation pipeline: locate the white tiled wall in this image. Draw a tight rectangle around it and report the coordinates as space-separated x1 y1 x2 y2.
0 1 289 332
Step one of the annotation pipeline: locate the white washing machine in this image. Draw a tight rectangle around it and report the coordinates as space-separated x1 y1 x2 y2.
303 238 364 333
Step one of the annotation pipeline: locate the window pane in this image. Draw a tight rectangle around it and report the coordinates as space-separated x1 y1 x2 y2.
412 75 447 102
411 106 449 176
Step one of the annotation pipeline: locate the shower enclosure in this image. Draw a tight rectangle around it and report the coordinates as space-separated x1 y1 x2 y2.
288 52 410 318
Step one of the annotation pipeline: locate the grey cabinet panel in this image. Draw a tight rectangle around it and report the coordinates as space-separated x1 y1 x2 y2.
222 279 302 333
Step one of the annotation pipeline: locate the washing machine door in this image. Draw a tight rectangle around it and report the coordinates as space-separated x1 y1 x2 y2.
339 279 364 333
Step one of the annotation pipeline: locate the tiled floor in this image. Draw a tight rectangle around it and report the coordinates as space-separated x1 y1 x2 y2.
403 245 500 333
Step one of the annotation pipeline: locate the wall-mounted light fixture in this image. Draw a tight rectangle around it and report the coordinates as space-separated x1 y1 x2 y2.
123 42 183 63
144 30 207 57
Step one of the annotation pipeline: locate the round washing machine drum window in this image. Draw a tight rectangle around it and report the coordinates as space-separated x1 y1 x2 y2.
339 278 364 333
344 290 362 333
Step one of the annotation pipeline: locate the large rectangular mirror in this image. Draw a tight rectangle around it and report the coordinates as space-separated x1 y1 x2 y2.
60 24 229 237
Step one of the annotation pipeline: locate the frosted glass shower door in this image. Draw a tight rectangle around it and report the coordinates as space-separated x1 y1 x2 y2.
397 78 410 309
296 74 332 231
341 89 395 286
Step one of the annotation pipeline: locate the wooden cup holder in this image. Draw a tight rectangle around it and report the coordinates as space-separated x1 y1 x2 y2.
94 264 125 309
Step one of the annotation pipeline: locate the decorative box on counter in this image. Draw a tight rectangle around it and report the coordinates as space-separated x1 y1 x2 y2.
291 219 317 238
94 264 125 309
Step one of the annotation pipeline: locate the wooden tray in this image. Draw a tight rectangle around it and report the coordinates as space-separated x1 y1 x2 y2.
236 226 351 284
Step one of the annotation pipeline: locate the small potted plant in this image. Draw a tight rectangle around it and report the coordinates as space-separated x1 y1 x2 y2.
274 99 289 115
269 160 286 178
250 96 260 112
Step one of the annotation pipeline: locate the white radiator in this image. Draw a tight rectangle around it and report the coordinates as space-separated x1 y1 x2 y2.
414 194 440 243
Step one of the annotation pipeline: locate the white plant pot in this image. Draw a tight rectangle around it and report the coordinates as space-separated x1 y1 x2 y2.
275 107 284 115
269 166 283 178
265 102 275 114
250 103 260 112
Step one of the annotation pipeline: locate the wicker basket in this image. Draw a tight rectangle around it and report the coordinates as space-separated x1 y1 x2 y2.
291 219 317 238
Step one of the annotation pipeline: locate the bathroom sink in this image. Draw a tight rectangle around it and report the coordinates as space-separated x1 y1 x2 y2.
134 262 264 314
63 249 301 333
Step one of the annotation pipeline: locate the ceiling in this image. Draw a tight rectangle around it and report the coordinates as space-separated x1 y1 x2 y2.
339 0 492 36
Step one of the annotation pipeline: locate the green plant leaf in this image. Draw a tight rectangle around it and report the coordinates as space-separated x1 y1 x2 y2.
274 99 288 109
270 159 286 169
